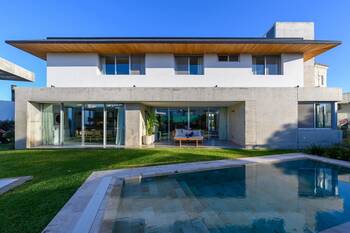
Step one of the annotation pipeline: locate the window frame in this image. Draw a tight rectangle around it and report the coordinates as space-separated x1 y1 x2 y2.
252 55 282 75
174 55 204 75
217 54 240 63
298 102 334 129
102 55 145 75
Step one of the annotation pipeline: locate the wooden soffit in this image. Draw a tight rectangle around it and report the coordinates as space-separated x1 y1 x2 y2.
6 38 341 61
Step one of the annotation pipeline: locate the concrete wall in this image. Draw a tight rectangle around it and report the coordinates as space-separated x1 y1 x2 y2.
47 53 304 88
124 104 145 147
0 101 14 121
267 22 316 87
298 129 342 147
228 102 245 146
27 102 42 147
14 87 342 149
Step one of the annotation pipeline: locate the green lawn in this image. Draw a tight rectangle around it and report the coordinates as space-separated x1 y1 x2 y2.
0 148 295 233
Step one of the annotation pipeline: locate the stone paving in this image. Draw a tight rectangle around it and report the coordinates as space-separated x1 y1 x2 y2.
0 176 32 195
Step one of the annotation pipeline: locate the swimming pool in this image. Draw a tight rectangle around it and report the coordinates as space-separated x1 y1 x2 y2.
108 159 350 233
43 154 350 233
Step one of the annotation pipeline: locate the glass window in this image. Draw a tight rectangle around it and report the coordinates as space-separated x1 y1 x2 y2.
252 55 281 75
175 56 203 75
298 102 333 128
130 55 145 75
84 104 104 145
228 55 239 62
155 108 169 141
169 108 188 133
266 56 281 75
298 103 315 128
63 103 82 145
218 55 228 62
106 104 125 145
105 56 115 75
116 56 130 74
189 56 203 75
175 56 188 74
218 55 239 62
316 103 332 128
252 56 265 75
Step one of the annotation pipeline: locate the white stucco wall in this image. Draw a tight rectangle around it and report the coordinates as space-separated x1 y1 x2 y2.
47 53 304 88
314 64 328 87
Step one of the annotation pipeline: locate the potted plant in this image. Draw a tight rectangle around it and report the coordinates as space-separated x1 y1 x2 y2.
143 111 158 145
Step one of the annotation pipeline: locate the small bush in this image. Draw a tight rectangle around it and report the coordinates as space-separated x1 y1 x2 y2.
305 143 350 161
0 120 14 144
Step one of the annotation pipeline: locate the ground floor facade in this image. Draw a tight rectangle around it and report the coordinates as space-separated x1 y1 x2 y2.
14 87 343 149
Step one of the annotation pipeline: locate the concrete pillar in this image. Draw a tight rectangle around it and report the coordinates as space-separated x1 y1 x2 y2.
219 107 227 140
124 103 145 147
244 101 256 147
15 94 28 149
27 102 42 148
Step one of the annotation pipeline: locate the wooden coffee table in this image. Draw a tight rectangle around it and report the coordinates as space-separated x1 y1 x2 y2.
174 137 203 147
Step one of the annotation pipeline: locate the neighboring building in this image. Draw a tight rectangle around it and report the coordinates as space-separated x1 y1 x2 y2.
0 57 34 121
314 63 328 87
6 22 343 149
338 93 350 126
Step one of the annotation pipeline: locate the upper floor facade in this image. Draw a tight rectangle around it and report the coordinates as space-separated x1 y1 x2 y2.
45 52 304 87
6 22 340 88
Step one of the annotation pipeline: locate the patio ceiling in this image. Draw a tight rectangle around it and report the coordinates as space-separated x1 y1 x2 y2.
6 37 341 61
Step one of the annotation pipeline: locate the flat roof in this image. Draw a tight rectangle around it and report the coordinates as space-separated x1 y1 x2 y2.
0 57 34 82
6 37 341 61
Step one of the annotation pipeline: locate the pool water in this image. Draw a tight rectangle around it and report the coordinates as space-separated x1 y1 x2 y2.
113 159 350 233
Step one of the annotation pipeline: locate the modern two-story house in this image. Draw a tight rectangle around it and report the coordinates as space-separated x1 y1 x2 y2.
7 22 343 149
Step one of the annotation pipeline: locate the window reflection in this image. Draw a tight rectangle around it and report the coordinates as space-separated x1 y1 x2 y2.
298 168 338 197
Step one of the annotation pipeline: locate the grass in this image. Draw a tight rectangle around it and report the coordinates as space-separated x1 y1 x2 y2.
0 143 13 150
0 147 294 233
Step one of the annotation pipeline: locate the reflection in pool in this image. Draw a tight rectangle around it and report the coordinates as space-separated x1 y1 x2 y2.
112 159 350 233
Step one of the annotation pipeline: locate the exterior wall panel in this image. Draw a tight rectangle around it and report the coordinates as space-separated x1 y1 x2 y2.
47 53 304 88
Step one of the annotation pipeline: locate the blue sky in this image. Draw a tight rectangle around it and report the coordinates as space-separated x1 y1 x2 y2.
0 0 349 100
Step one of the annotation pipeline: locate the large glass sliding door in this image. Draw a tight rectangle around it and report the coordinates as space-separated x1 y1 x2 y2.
155 107 221 141
63 103 83 145
106 104 125 145
42 103 125 147
84 104 104 145
169 108 188 133
155 108 169 141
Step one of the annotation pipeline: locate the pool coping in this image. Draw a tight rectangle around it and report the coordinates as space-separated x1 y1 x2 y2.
41 153 350 233
0 176 32 195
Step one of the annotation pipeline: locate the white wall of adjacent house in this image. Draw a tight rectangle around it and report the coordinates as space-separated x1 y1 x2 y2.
314 64 328 87
46 53 304 88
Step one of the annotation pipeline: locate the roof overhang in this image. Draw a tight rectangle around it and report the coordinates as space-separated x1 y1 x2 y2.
5 37 341 61
0 57 34 82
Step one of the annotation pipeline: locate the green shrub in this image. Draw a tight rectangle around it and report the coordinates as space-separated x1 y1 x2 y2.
305 143 350 161
0 120 14 144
